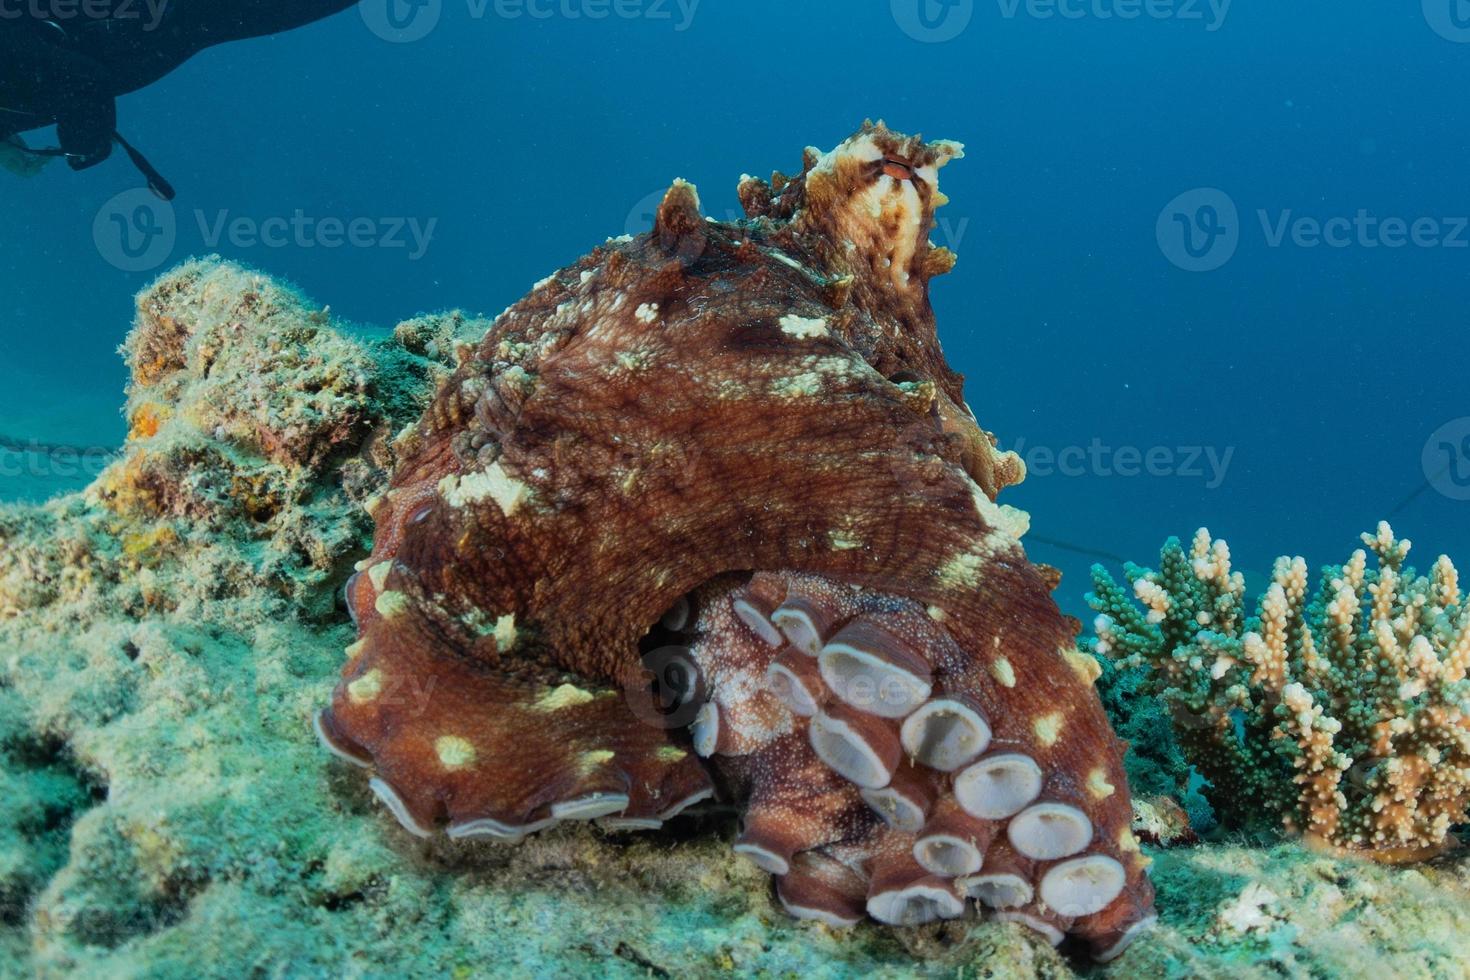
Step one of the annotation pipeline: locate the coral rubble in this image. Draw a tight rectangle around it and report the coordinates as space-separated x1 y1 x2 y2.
0 258 464 628
1090 523 1470 862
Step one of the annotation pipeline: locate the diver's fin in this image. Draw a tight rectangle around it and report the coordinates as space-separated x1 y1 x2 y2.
0 134 53 178
114 132 175 201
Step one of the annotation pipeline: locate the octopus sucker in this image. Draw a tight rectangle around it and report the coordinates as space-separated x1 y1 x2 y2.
960 840 1036 910
318 121 1154 961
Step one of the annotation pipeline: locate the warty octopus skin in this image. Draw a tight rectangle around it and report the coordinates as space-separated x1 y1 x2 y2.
315 121 1157 962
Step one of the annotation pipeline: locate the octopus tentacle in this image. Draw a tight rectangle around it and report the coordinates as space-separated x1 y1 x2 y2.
320 604 711 839
861 762 936 832
777 848 870 927
959 838 1036 909
687 571 1150 956
865 832 967 925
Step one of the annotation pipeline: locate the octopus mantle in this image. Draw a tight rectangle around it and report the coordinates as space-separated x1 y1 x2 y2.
317 123 1155 961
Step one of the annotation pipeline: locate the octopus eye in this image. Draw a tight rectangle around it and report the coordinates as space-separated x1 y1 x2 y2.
882 158 916 181
659 595 693 632
642 646 701 714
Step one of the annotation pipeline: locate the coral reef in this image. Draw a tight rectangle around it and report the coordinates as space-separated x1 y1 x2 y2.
1090 523 1470 862
1092 649 1214 836
2 255 1470 977
319 123 1155 959
0 258 470 628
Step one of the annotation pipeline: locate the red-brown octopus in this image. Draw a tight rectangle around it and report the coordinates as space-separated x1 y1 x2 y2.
316 122 1156 961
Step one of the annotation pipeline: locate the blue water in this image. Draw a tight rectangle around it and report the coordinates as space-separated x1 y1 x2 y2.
4 1 1467 617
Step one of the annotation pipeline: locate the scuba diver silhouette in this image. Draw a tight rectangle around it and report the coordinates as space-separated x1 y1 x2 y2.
1 0 360 200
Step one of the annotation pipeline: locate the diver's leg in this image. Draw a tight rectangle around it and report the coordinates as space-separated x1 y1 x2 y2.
75 0 362 96
56 87 117 169
0 41 116 167
195 0 365 41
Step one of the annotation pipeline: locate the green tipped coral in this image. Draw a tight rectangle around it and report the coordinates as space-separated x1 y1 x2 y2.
1089 522 1470 862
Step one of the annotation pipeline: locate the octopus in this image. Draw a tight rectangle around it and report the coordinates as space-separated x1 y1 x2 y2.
315 122 1156 961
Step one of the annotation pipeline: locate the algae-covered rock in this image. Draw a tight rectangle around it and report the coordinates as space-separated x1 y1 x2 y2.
1 259 1467 979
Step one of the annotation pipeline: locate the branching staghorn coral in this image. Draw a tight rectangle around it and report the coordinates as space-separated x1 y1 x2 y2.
1088 522 1470 862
